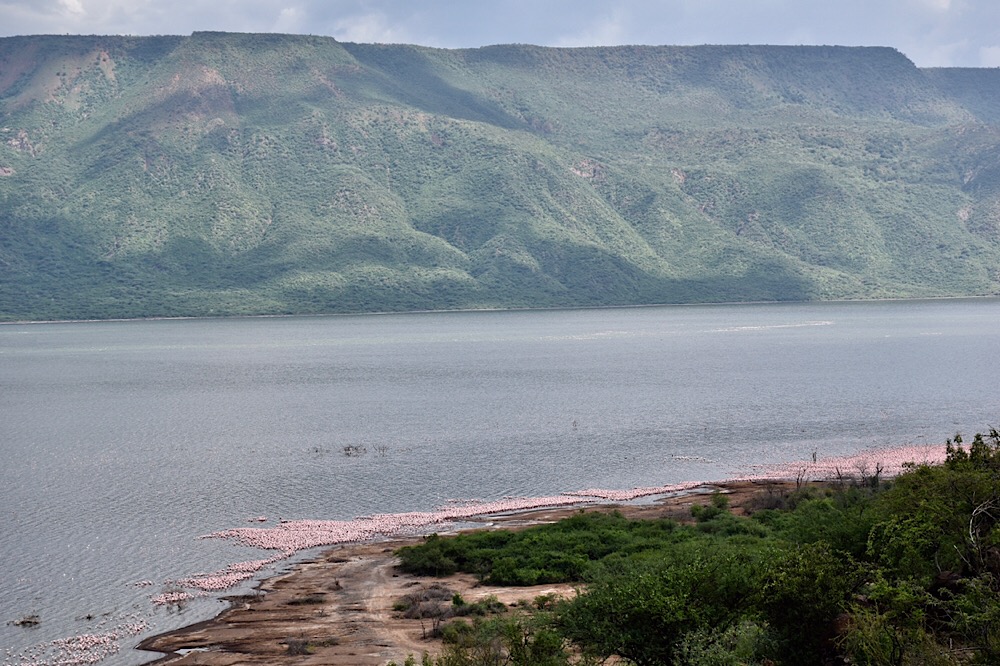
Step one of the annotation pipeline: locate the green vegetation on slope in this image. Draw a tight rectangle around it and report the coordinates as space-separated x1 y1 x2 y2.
2 35 1000 320
395 431 1000 665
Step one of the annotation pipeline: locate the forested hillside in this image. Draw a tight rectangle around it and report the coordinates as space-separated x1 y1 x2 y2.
2 33 1000 320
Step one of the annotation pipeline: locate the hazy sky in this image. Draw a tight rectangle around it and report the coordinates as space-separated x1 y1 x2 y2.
2 0 1000 67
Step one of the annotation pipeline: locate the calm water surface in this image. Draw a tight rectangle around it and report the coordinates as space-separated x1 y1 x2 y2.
2 299 999 663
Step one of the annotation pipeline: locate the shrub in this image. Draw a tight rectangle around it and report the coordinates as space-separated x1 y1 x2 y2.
560 538 859 665
839 604 956 666
285 592 326 605
396 511 684 584
284 637 311 655
436 616 572 666
672 619 777 666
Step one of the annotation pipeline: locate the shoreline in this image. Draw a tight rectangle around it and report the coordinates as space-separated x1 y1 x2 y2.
1 444 948 666
3 294 997 326
135 480 782 666
137 443 945 601
135 443 948 665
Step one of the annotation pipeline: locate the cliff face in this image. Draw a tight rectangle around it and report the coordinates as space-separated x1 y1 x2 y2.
1 34 999 320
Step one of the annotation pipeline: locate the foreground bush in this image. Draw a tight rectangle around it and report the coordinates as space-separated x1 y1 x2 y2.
559 538 859 665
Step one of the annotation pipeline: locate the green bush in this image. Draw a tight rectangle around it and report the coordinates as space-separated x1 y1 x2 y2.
397 511 685 585
672 620 777 666
437 616 573 666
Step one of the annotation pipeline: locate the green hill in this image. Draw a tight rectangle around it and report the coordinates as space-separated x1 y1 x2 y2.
2 34 1000 320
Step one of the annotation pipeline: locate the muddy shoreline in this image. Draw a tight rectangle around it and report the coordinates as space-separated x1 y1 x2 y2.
136 480 803 666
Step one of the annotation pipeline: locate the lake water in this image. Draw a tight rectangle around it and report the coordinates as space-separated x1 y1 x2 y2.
2 299 999 664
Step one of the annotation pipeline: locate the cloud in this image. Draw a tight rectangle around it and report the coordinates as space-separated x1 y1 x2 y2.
329 10 414 44
553 8 630 47
980 45 1000 67
1 0 1000 66
59 0 85 16
917 0 953 11
911 40 971 67
272 6 303 33
0 0 161 36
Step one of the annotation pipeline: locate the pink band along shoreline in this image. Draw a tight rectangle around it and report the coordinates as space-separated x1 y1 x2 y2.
167 443 948 596
6 443 948 666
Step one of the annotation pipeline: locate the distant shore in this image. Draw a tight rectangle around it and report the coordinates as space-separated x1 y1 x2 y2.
4 294 997 326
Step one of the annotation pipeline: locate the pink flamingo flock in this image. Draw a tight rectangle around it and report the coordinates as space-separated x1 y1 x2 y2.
745 444 945 480
165 443 949 594
174 495 592 592
2 616 148 666
4 443 949 666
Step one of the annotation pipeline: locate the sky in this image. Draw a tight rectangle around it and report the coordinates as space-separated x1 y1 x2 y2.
1 0 1000 68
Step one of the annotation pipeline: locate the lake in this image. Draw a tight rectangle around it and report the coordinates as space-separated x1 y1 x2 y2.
2 298 999 664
